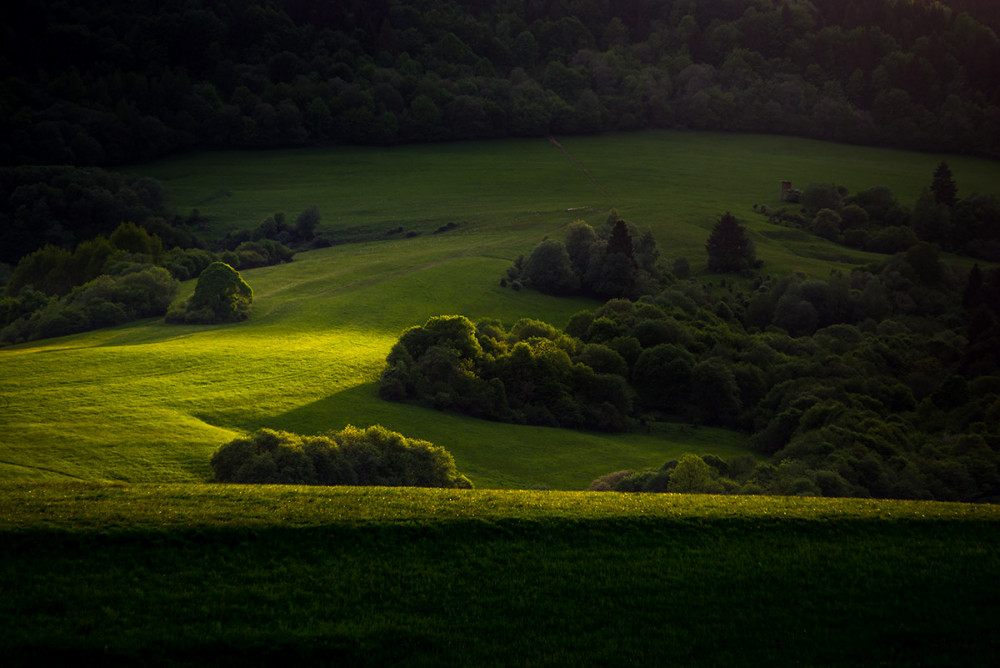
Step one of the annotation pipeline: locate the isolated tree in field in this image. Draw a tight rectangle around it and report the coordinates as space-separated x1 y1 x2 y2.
931 161 958 207
192 262 252 320
564 220 598 277
706 212 757 273
168 262 252 323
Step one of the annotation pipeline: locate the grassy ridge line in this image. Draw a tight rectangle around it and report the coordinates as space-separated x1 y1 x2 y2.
2 483 997 532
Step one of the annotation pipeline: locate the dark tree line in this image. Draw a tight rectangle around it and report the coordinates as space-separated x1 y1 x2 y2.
4 0 1000 167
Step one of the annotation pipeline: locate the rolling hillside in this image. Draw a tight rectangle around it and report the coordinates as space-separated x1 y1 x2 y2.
3 131 1000 489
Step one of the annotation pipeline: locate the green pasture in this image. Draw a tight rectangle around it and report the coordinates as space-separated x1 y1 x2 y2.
135 130 1000 275
2 132 999 489
0 234 744 488
3 484 999 666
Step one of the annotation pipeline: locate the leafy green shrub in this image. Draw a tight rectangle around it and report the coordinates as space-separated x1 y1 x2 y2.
210 426 472 489
587 469 634 491
167 262 252 324
669 454 724 493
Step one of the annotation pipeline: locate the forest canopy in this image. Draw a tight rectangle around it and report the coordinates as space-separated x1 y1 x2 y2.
3 0 1000 165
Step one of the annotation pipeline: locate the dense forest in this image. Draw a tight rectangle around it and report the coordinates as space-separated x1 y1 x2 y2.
3 0 999 167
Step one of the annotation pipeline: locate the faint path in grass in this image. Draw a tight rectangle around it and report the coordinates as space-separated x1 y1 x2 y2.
0 459 85 480
547 135 613 198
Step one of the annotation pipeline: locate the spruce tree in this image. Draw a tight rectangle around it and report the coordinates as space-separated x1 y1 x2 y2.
706 212 756 273
607 219 634 259
931 161 958 207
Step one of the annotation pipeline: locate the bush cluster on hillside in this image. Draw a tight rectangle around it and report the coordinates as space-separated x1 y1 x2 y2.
380 314 633 431
0 165 317 342
211 425 473 489
384 237 1000 501
0 265 179 344
763 164 1000 261
4 0 999 167
505 212 666 299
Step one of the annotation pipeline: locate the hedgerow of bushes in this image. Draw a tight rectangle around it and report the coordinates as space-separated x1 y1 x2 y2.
0 265 179 344
210 425 473 489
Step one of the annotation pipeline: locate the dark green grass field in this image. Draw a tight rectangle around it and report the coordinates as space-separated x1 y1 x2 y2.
3 484 999 666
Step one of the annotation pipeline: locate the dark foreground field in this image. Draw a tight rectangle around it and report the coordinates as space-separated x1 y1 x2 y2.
2 484 997 666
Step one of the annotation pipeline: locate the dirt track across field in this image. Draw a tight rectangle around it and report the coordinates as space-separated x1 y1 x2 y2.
547 135 612 197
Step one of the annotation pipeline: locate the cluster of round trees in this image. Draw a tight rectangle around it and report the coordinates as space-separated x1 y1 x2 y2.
505 214 664 300
211 425 472 489
380 314 633 431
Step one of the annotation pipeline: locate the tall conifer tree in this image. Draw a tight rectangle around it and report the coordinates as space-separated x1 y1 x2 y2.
706 212 756 273
931 161 958 207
